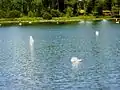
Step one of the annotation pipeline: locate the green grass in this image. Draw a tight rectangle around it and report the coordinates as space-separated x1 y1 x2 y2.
0 16 118 26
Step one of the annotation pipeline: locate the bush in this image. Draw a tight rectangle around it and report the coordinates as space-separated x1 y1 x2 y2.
34 10 43 17
112 15 120 18
20 13 24 17
66 7 73 17
50 9 61 17
40 10 46 17
8 10 21 18
28 11 34 17
42 12 52 20
0 10 6 18
93 12 98 16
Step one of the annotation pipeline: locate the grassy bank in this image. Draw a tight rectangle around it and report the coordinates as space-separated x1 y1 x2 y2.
0 16 118 26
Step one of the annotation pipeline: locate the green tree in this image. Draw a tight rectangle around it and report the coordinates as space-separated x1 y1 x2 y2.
94 0 103 16
103 0 112 10
1 0 120 17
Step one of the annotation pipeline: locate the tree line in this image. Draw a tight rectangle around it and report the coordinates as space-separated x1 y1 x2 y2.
0 0 120 19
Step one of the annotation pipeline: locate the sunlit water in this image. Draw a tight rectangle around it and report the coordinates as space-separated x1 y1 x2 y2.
0 20 120 90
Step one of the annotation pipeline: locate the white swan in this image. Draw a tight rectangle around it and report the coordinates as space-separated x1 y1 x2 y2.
116 21 119 24
29 21 32 24
19 23 22 26
79 21 85 23
29 36 34 46
103 19 107 22
96 31 99 36
71 57 82 64
116 19 119 23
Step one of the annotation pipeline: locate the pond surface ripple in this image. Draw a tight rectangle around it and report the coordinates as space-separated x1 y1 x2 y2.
0 21 120 90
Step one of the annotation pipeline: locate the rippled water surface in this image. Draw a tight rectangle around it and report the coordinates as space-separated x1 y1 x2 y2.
0 20 120 90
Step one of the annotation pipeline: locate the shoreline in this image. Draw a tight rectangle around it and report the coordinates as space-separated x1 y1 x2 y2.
0 17 119 26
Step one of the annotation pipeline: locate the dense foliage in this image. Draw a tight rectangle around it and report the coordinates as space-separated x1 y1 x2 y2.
42 12 52 19
0 0 120 19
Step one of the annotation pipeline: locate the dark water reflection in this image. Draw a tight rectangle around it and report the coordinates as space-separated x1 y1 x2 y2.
0 20 120 90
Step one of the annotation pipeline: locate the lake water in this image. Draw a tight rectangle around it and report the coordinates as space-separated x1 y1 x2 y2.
0 20 120 90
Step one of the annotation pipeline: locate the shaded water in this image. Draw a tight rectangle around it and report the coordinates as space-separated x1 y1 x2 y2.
0 20 120 90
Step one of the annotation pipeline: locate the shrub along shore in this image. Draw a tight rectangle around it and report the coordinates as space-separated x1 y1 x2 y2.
0 16 119 26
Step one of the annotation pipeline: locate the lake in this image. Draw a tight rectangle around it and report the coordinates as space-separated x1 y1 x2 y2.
0 20 120 90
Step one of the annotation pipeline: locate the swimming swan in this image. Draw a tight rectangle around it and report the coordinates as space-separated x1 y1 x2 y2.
71 57 82 64
29 21 32 24
96 31 99 36
116 19 119 23
19 23 22 26
116 21 119 24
